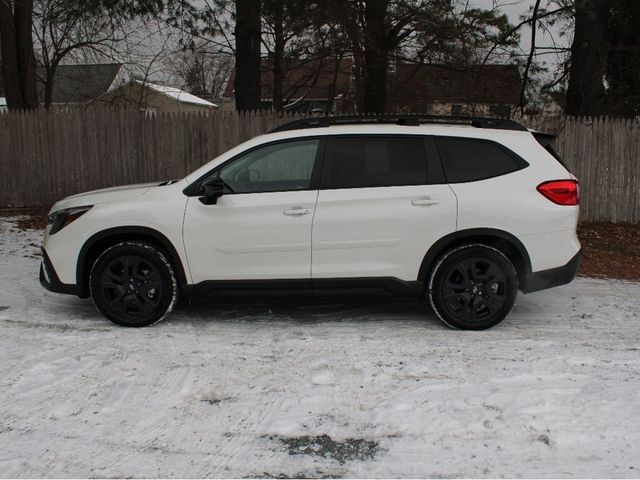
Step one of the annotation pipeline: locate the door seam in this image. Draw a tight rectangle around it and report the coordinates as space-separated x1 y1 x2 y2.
309 190 320 279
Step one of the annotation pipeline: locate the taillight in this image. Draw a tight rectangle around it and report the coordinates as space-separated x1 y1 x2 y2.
537 180 579 205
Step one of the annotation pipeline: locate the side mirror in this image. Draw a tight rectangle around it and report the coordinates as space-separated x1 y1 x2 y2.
199 177 226 205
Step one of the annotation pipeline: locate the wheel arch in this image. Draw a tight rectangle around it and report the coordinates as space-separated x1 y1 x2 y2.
418 228 532 283
76 226 188 298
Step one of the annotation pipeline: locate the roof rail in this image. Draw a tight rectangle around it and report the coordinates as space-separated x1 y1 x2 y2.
269 115 528 133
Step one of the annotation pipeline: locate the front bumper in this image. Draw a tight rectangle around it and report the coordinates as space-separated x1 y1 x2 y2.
520 250 582 294
39 248 79 296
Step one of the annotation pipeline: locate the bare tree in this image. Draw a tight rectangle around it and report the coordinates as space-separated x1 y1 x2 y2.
165 40 234 99
261 0 325 110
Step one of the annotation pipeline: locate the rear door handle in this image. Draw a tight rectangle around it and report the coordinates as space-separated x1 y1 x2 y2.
283 208 311 216
411 198 440 206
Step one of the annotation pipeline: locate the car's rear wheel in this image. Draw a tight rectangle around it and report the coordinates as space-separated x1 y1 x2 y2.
90 241 178 327
428 244 518 330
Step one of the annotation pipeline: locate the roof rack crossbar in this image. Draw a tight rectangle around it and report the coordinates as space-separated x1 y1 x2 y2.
269 115 527 133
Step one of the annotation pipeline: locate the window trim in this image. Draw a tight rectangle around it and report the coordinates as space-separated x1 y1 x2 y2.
432 135 529 184
319 134 439 190
183 136 326 197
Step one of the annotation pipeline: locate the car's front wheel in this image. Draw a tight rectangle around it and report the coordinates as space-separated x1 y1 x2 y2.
90 241 178 327
428 244 518 330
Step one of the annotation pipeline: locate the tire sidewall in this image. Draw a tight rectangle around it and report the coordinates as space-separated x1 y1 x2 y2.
428 244 518 330
90 242 178 327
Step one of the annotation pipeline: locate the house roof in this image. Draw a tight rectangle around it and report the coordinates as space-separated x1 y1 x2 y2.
136 80 217 107
37 63 122 104
390 63 522 109
223 57 353 101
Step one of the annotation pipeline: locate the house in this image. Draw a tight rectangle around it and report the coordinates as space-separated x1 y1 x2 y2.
388 63 523 117
37 63 127 107
94 79 218 113
0 62 125 109
223 59 523 115
222 57 353 112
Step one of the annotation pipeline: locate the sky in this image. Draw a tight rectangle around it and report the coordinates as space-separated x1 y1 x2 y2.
481 0 571 70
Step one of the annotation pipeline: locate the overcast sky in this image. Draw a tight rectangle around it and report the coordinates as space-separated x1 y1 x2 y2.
478 0 571 72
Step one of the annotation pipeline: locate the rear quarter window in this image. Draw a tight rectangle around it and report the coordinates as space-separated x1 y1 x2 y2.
435 136 527 183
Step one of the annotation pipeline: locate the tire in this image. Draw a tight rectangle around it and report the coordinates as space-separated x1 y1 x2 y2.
427 243 518 330
90 241 178 327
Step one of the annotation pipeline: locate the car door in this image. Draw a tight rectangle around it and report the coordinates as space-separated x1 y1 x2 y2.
311 135 457 281
183 138 323 283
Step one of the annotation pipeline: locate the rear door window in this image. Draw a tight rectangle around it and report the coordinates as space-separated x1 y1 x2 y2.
435 137 526 183
322 136 428 189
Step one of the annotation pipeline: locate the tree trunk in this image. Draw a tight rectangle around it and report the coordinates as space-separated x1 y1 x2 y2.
0 0 38 110
363 0 388 113
606 0 640 115
0 1 26 109
234 0 262 111
566 0 611 115
271 0 285 111
44 63 58 110
326 54 342 113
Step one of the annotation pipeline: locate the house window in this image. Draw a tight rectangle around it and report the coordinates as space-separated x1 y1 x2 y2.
488 105 511 118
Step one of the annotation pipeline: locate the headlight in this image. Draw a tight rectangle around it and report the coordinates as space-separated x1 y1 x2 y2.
47 205 93 235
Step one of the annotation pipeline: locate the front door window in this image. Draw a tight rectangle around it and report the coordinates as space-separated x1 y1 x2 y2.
218 139 320 193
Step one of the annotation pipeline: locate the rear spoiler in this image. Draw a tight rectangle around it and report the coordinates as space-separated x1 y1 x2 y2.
530 130 569 170
531 130 557 147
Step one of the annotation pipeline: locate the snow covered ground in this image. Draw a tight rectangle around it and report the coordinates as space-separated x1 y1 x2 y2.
1 216 639 478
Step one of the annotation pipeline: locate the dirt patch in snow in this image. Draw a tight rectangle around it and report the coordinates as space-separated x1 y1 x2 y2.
272 434 379 464
578 222 640 280
0 207 49 230
259 469 345 479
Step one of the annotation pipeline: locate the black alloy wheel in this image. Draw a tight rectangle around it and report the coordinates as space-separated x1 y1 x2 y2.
90 242 178 327
428 244 518 330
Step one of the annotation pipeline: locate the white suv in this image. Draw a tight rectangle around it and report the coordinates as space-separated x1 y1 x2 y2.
40 116 581 330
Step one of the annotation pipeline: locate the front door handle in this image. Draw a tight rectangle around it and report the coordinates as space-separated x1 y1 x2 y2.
283 208 311 216
411 197 440 207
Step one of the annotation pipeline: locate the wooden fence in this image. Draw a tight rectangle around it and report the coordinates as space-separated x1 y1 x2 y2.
0 109 638 222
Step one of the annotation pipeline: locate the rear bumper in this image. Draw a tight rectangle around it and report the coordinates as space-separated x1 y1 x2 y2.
521 250 581 293
40 248 80 296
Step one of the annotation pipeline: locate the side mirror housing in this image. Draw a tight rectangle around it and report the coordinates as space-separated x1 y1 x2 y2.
199 177 225 205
